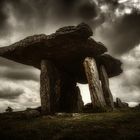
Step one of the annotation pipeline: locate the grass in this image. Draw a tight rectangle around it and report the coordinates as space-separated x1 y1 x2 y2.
0 109 140 140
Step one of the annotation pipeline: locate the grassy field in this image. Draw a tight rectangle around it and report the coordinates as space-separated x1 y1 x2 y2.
0 109 140 140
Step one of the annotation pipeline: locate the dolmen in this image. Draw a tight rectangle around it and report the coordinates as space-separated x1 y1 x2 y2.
0 23 123 114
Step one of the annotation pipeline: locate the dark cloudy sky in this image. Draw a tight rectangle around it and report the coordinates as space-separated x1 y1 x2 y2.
0 0 140 112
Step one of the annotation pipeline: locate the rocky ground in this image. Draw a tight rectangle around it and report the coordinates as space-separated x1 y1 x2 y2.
0 109 140 140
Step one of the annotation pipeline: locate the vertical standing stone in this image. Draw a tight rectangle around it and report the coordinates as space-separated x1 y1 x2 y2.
83 57 106 109
100 65 114 109
40 60 60 114
71 86 84 112
74 86 84 112
40 60 50 114
58 73 82 113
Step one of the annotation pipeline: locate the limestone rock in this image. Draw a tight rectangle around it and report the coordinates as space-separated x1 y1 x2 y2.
100 65 114 109
40 60 83 114
40 60 61 114
58 75 83 113
83 57 106 109
97 54 123 78
72 86 84 112
115 98 129 108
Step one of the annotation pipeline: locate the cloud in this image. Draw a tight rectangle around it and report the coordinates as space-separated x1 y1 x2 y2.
0 80 40 112
122 72 140 90
0 0 11 38
110 72 140 103
98 0 119 9
95 9 140 55
120 45 140 69
0 57 40 82
110 46 140 104
121 70 140 92
78 1 98 20
0 87 24 99
0 69 39 81
0 0 99 40
7 0 49 26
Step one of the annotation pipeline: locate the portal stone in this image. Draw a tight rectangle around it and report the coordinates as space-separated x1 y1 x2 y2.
100 65 114 109
40 60 60 114
73 86 84 112
83 57 106 109
58 74 84 113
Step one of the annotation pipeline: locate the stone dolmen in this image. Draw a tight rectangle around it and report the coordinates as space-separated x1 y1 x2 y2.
0 23 122 114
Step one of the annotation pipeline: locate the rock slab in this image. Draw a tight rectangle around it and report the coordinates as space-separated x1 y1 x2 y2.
100 65 114 109
83 57 106 109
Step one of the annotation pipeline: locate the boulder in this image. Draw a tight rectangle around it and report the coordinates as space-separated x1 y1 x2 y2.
23 110 40 119
83 103 93 113
115 98 129 108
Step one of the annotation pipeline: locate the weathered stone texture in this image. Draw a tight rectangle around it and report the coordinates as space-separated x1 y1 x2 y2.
58 74 84 113
40 60 60 114
83 57 106 108
0 23 123 114
73 86 84 112
100 65 114 109
97 54 122 78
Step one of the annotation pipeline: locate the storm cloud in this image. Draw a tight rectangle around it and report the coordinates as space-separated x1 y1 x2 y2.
0 57 40 82
96 9 140 55
0 0 10 37
0 69 39 81
0 0 99 40
0 87 24 99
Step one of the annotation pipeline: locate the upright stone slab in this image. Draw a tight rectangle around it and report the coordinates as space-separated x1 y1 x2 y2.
83 57 106 109
58 74 84 113
75 86 84 112
72 86 84 112
40 61 84 114
40 60 60 114
100 65 114 109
